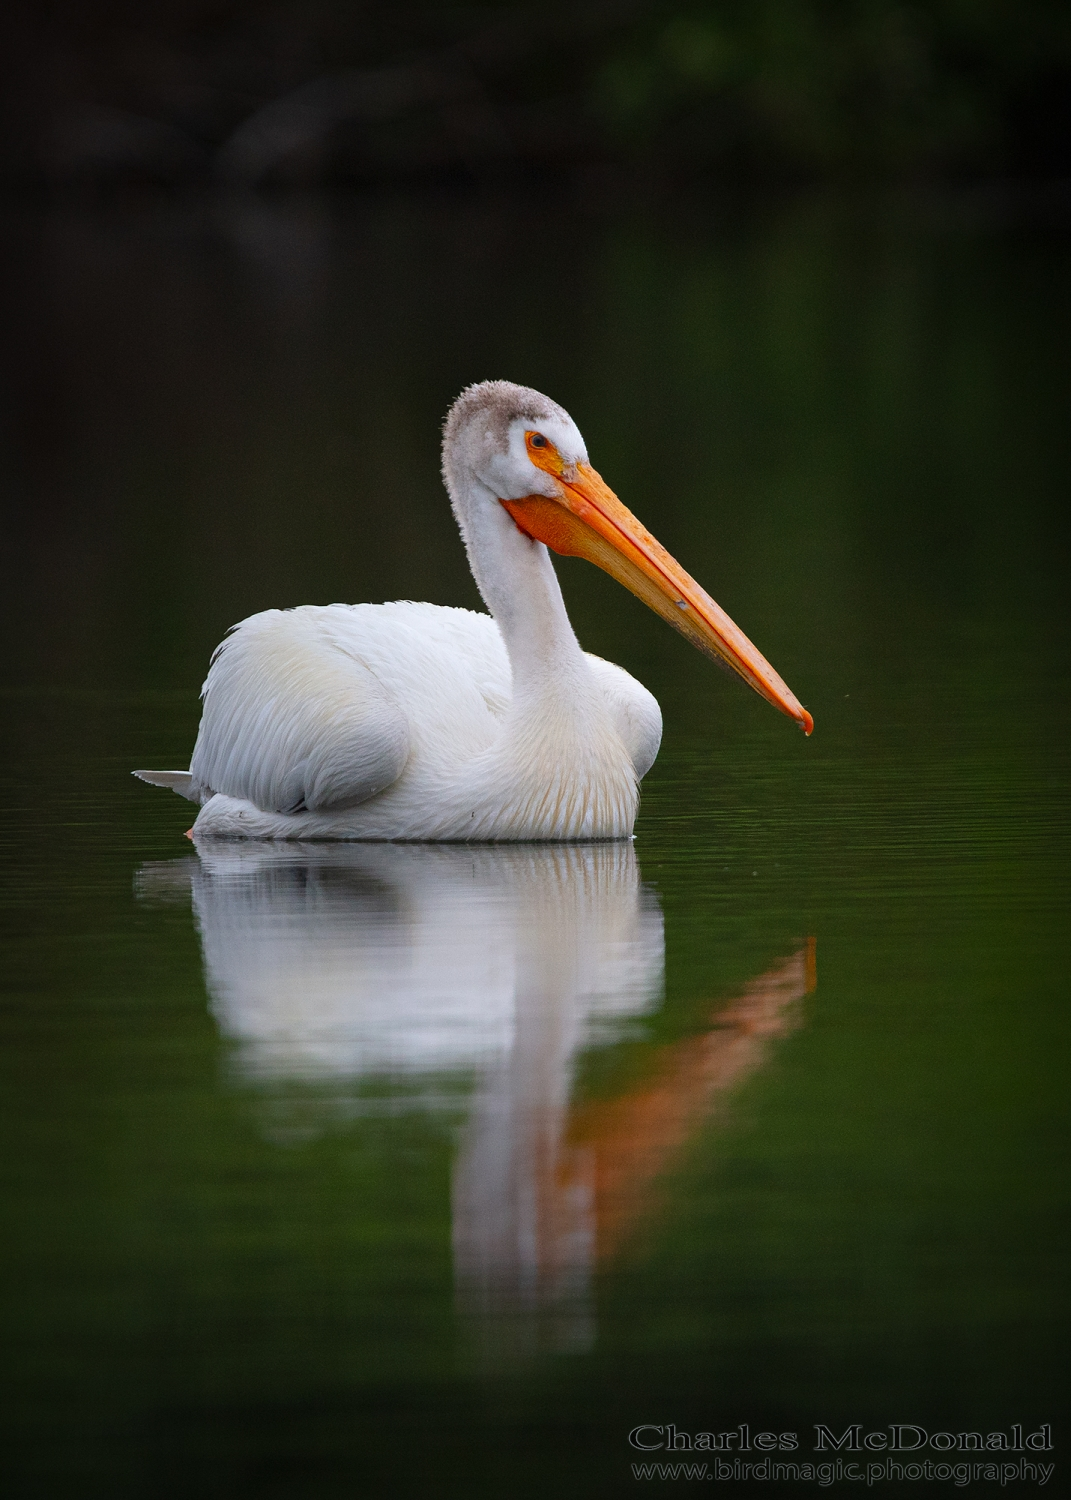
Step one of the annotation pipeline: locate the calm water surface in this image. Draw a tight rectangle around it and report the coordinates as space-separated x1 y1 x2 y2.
1 189 1069 1497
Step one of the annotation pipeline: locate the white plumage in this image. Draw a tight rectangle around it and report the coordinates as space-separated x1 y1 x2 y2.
186 600 658 840
136 381 810 841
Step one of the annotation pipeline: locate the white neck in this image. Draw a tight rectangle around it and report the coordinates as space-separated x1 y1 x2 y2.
454 476 596 715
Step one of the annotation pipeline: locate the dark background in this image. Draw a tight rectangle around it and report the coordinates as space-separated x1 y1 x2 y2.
1 8 1069 1499
3 0 1071 193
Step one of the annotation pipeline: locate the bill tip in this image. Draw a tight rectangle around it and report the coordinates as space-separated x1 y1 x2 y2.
801 709 814 737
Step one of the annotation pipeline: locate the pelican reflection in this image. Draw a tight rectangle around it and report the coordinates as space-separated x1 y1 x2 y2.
136 841 812 1354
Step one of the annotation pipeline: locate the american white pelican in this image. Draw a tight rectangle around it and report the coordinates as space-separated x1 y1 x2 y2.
135 381 812 840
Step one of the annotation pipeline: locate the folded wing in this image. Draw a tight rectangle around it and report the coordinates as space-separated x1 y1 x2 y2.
185 607 410 813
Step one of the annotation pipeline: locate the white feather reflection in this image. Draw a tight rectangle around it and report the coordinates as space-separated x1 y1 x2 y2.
137 841 663 1352
135 842 811 1359
174 841 662 1077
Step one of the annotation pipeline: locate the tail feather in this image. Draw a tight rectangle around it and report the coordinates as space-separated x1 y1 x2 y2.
133 769 202 804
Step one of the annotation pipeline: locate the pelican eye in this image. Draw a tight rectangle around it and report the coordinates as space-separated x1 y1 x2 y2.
528 433 548 449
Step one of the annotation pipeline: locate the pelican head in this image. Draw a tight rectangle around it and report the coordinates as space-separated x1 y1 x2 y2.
443 380 813 735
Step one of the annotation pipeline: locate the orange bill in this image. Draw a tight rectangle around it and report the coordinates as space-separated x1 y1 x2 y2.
502 444 814 734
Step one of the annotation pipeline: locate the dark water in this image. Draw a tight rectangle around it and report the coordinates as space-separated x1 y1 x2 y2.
1 189 1069 1498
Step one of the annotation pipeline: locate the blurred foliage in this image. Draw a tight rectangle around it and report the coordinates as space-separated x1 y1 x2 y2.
2 0 1071 186
596 0 1071 176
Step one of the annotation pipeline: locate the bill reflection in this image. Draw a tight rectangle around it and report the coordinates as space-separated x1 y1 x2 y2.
136 842 812 1356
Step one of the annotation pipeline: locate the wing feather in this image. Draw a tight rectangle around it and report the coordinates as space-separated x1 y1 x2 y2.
190 608 410 813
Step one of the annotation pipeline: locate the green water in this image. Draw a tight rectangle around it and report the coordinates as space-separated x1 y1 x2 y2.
1 190 1068 1497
